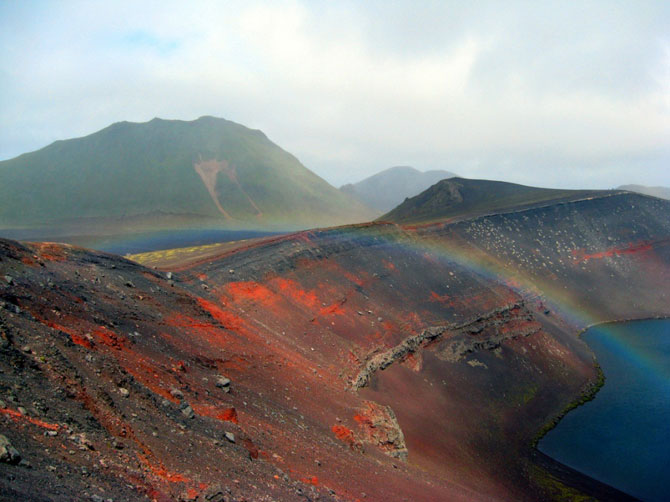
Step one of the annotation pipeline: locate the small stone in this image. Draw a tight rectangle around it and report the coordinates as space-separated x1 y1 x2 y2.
181 405 195 419
215 376 231 388
4 275 13 285
46 430 58 437
18 459 31 468
223 432 235 443
17 406 27 415
166 272 173 280
124 281 135 288
170 388 184 400
118 388 129 397
0 434 21 464
228 269 235 274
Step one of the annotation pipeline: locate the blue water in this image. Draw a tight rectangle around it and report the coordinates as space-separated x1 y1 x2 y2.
539 319 670 501
1 228 286 255
88 229 284 255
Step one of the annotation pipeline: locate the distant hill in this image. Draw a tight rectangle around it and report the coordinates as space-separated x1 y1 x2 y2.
618 184 670 200
340 166 457 213
380 177 611 224
0 116 375 237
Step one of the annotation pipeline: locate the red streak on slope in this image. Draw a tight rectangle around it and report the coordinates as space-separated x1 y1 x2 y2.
137 453 190 483
44 320 94 349
343 272 364 287
197 297 244 331
572 241 653 263
1 407 61 431
429 291 450 303
318 303 345 317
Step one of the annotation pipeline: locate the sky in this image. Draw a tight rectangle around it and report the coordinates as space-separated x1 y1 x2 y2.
0 0 668 189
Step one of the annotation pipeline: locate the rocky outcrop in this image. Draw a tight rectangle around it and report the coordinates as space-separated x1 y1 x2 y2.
355 401 408 460
352 302 540 388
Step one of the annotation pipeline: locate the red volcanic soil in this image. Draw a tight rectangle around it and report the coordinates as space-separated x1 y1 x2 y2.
0 192 668 501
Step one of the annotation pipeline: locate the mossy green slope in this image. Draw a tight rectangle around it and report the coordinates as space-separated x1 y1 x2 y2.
0 116 374 232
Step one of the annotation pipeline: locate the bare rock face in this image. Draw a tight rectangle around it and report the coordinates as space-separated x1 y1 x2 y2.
355 401 408 461
0 435 21 464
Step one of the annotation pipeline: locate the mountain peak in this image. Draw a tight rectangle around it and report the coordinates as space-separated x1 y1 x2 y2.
340 166 457 213
0 117 375 238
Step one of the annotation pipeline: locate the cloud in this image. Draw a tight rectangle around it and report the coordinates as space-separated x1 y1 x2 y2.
0 0 668 189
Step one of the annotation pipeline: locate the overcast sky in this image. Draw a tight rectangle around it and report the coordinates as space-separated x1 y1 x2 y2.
1 0 668 188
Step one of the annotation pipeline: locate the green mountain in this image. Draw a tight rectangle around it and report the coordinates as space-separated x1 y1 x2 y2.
0 116 375 235
380 177 609 224
340 165 457 213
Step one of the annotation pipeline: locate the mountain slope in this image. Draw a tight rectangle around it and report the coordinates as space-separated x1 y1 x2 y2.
2 191 668 500
0 116 375 235
381 177 609 224
618 184 670 200
340 166 456 213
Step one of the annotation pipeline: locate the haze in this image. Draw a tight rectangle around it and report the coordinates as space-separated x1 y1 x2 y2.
1 0 668 188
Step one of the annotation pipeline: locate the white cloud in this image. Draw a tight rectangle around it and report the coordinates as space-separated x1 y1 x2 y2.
0 0 668 189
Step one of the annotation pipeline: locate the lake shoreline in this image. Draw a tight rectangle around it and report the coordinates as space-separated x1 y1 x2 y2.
530 316 670 499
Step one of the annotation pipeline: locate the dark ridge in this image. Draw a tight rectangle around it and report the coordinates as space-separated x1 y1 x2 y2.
380 177 617 224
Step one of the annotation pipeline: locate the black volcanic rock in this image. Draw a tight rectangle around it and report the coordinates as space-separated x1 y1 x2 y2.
381 177 610 224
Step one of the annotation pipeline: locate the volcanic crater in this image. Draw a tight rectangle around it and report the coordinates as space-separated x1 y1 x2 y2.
1 190 669 501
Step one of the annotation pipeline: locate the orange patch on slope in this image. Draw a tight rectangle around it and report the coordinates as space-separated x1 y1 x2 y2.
92 326 128 351
226 281 277 305
192 405 239 424
272 278 319 309
332 425 357 448
33 243 68 262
